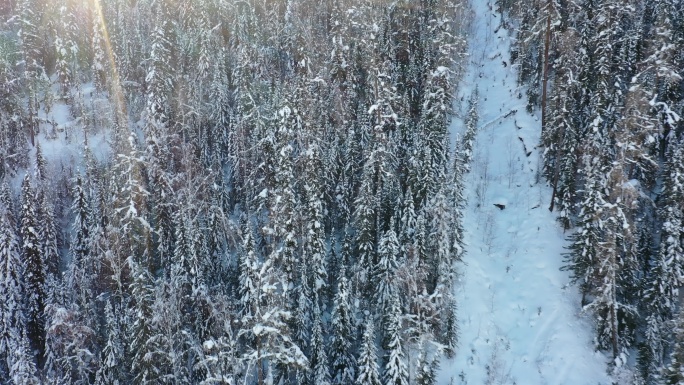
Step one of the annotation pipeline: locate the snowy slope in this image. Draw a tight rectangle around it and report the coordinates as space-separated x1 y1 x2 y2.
439 2 613 384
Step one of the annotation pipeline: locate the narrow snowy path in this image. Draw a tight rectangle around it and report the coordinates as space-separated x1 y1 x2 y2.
439 2 612 384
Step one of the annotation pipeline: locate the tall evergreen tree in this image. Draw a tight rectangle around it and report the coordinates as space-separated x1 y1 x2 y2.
330 275 356 385
20 174 45 361
383 293 408 385
663 305 684 385
357 318 382 385
0 204 24 382
310 303 331 385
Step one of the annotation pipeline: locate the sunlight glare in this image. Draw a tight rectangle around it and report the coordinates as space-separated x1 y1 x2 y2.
91 0 127 131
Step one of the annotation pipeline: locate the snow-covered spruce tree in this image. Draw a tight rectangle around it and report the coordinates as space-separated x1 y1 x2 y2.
144 2 175 276
238 216 307 385
198 317 241 385
9 331 40 385
643 0 682 143
38 191 59 280
398 188 417 256
207 43 231 169
66 175 94 315
94 300 127 385
17 0 45 145
20 174 46 361
357 317 382 385
427 189 455 294
33 141 46 183
239 221 260 318
449 144 466 264
0 203 24 383
643 136 684 377
128 258 157 385
415 342 439 385
353 166 378 298
41 175 100 385
172 211 207 329
171 215 202 371
91 6 107 92
108 132 152 274
562 153 605 307
302 141 328 302
544 52 580 223
663 305 684 385
585 156 639 362
460 88 479 170
310 303 331 385
43 294 98 385
383 293 408 385
293 264 313 383
416 65 451 202
375 227 399 316
54 1 79 97
269 100 301 307
146 278 191 384
513 1 545 112
330 275 356 385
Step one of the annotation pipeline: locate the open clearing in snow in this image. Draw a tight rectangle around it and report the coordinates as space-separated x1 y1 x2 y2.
440 2 612 384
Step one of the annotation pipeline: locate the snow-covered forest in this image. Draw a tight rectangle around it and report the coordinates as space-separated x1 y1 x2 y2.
0 0 682 384
0 0 468 383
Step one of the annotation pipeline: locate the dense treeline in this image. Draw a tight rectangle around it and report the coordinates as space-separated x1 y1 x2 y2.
0 0 468 384
498 0 684 382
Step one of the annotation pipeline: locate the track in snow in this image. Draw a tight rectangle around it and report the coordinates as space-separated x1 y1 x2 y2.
439 2 612 384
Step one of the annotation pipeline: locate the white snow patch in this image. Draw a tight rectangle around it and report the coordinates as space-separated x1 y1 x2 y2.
440 1 612 384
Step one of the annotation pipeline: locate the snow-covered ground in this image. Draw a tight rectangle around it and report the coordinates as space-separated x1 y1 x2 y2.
440 2 613 384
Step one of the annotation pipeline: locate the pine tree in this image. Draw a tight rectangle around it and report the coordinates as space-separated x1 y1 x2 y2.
128 259 157 385
239 222 259 318
94 300 127 385
375 228 399 315
199 317 240 385
39 192 59 280
643 137 684 377
239 215 307 385
0 203 24 382
415 344 438 385
302 142 328 298
17 0 45 145
67 175 94 313
9 331 40 385
663 306 684 385
461 89 479 170
310 304 331 385
357 318 381 385
270 101 301 303
293 264 313 359
43 295 98 385
330 276 356 385
54 1 79 97
20 174 45 360
354 171 377 295
383 294 408 385
91 6 107 91
562 154 604 306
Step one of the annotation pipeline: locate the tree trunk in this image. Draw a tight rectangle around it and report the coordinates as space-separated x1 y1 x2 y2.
549 113 565 212
540 12 551 135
